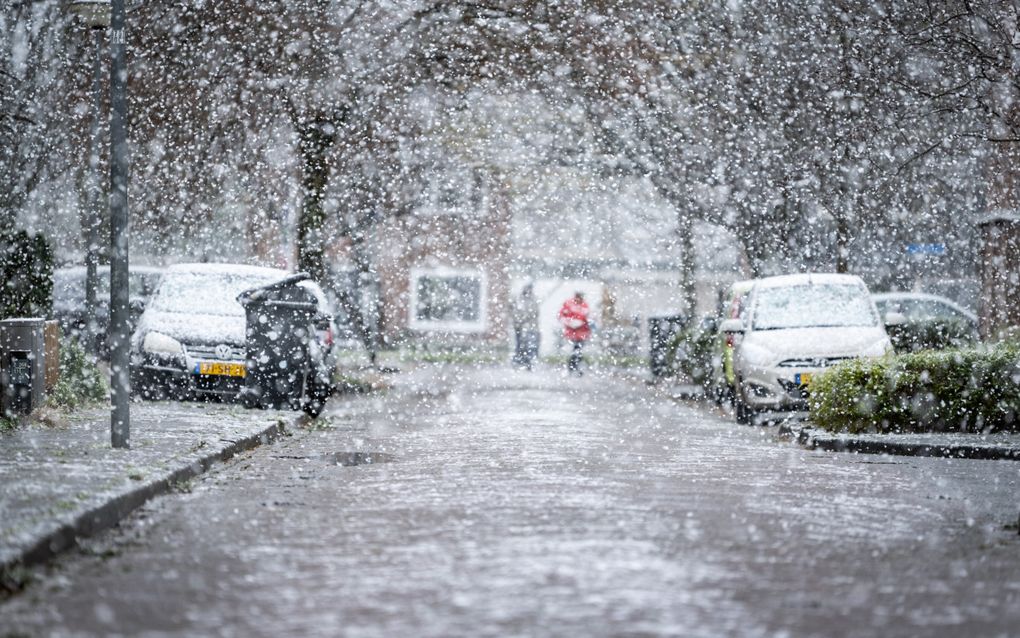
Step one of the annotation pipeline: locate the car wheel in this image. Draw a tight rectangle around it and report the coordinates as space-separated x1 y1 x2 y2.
301 375 332 418
134 371 172 401
714 382 734 407
135 379 161 401
734 381 754 425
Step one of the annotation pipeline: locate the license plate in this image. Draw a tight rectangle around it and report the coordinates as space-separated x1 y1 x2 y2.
197 362 246 377
795 372 813 387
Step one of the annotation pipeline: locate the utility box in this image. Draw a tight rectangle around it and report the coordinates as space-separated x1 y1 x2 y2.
1 318 47 416
44 320 61 391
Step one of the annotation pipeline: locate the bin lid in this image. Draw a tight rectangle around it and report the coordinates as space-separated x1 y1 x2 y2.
257 299 318 311
237 272 312 307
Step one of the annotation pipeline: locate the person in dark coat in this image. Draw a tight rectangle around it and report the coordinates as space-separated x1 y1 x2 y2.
511 283 540 369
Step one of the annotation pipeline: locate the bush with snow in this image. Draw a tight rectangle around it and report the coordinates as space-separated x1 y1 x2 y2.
809 342 1020 434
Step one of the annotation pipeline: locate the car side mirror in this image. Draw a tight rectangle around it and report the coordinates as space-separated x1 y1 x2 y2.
719 319 745 334
883 312 907 327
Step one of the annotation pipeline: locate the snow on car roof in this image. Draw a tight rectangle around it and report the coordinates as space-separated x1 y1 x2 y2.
873 291 955 302
55 264 163 277
163 263 289 278
753 273 865 289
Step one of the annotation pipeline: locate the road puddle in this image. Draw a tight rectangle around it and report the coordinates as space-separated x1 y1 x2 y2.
324 452 395 467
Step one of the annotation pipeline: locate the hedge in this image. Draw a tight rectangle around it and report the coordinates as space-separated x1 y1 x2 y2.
809 342 1020 434
0 229 53 320
47 337 108 410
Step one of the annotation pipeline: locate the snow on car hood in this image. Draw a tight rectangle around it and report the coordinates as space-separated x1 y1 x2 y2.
133 310 246 347
745 326 889 362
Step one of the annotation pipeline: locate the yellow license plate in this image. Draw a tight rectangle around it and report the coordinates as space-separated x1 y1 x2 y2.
796 372 813 387
198 362 246 377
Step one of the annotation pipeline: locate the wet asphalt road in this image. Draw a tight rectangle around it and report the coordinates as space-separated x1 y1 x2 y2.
3 364 1020 637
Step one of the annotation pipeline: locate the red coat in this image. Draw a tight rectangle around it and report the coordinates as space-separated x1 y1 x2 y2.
558 297 591 342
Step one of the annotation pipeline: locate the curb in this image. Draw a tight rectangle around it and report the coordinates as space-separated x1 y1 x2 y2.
1 419 288 580
780 424 1020 461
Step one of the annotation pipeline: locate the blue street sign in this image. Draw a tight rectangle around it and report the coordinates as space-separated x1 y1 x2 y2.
906 243 947 256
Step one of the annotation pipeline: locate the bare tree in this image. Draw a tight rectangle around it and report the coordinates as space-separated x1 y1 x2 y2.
0 1 83 232
890 0 1020 214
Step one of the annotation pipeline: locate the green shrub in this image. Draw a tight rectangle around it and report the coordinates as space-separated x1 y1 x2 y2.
0 229 53 320
667 324 716 386
809 342 1020 433
47 338 108 410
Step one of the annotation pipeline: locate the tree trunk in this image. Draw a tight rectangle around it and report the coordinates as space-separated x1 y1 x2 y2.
740 239 764 279
981 138 1020 339
331 273 378 365
350 228 383 361
835 214 850 274
0 207 16 235
296 121 332 283
294 115 384 364
649 176 698 315
676 211 697 315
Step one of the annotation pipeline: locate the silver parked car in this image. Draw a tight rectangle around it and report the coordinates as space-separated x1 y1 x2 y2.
872 292 979 336
720 273 894 423
52 265 163 355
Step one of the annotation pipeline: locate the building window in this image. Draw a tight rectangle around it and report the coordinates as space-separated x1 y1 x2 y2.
417 167 486 216
409 267 487 332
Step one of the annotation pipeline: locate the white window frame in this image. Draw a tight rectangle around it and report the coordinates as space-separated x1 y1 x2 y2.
408 266 488 333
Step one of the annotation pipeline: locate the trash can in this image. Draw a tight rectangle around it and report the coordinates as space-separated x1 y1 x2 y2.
237 274 321 411
648 314 687 378
1 318 47 416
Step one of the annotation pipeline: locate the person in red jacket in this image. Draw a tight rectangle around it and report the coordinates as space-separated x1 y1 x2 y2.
558 291 591 375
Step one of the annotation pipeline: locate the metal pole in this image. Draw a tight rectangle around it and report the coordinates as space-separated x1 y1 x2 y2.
109 0 129 448
85 26 103 358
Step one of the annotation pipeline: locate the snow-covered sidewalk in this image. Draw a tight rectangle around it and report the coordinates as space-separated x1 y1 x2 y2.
0 401 290 580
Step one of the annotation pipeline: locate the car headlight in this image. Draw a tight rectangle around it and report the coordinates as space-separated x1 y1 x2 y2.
142 331 184 355
740 342 776 368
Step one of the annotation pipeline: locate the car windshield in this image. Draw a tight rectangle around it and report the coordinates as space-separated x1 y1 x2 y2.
149 271 284 317
753 283 877 330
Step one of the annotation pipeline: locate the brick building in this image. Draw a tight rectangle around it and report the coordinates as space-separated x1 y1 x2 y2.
371 167 513 347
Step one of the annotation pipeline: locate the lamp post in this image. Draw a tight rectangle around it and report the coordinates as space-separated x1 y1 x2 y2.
69 0 110 358
72 0 128 449
108 0 130 449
